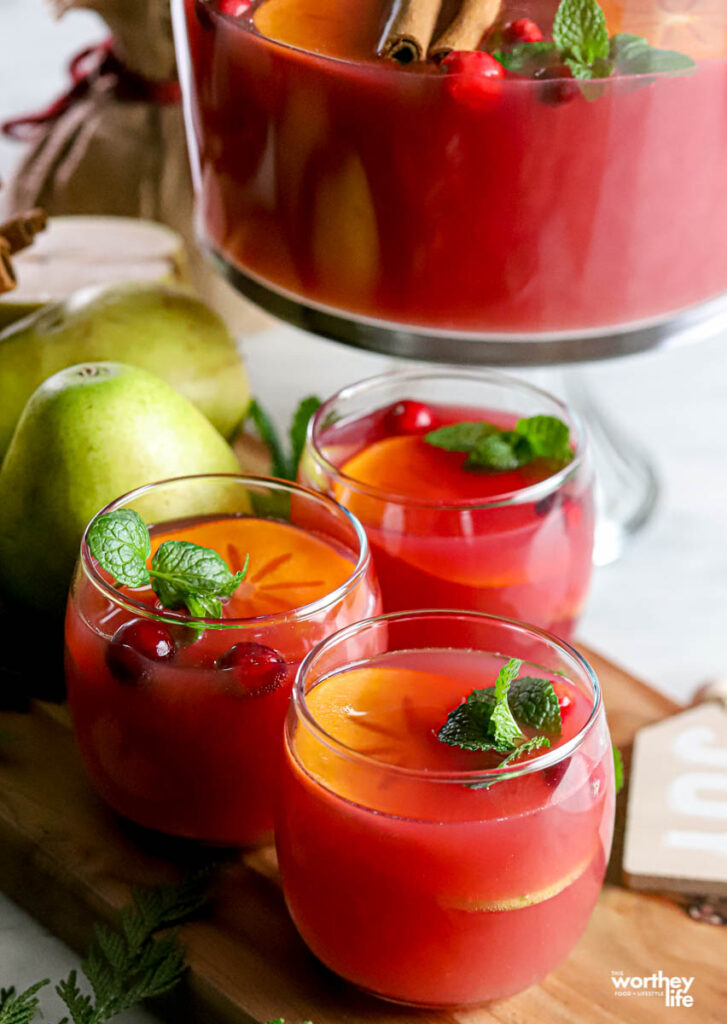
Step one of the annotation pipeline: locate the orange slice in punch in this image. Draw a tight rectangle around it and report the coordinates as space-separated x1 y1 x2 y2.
296 666 476 787
337 435 529 510
150 517 354 617
335 436 539 588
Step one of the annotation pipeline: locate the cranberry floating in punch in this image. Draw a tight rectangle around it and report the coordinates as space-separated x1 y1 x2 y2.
173 0 727 347
65 475 380 846
301 368 594 638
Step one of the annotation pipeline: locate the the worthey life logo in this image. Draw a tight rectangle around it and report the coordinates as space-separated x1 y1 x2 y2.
611 970 695 1008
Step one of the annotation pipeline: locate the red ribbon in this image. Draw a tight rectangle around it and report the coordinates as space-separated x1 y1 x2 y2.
2 39 182 142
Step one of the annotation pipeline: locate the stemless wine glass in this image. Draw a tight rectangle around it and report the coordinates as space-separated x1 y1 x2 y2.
300 367 594 638
277 609 615 1007
65 474 380 846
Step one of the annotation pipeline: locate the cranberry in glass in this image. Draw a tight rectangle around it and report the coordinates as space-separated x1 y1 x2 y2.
106 618 176 685
217 641 287 697
384 400 434 435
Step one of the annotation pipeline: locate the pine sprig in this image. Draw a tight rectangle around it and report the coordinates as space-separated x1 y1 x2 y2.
0 982 50 1024
55 876 207 1024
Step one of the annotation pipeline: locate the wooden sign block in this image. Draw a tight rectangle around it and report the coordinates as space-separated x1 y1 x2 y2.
624 702 727 895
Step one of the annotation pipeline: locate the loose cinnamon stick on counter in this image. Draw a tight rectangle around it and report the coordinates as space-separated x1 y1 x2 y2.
430 0 502 59
380 0 444 64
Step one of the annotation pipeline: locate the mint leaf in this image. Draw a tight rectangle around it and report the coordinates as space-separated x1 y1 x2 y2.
488 658 525 751
425 421 497 452
438 698 496 752
515 415 573 464
87 509 151 588
613 744 624 794
493 41 557 73
439 659 535 754
289 396 321 479
509 677 562 734
151 541 247 617
498 735 551 767
553 0 609 65
466 432 524 470
610 33 694 75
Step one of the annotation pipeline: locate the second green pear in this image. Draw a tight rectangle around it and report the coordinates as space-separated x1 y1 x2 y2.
0 281 251 459
0 362 240 614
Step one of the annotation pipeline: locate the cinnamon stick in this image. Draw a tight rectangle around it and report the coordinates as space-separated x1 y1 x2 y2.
0 209 48 295
380 0 444 65
429 0 502 60
0 239 15 294
0 209 48 256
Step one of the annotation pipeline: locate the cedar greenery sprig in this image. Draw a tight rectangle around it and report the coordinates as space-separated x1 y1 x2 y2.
247 396 322 481
0 876 208 1024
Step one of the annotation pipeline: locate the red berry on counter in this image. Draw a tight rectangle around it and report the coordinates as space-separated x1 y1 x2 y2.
440 51 505 109
384 400 435 435
504 18 543 44
217 641 287 697
106 619 176 685
217 0 251 15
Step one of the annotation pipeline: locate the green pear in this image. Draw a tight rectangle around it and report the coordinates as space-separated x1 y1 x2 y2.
0 281 251 458
0 362 240 614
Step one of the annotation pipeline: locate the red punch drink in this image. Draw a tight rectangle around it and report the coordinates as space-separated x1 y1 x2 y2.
300 369 594 638
174 0 727 337
65 475 380 845
277 610 615 1006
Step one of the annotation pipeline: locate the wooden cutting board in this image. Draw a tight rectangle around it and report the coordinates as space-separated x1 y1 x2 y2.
0 647 724 1024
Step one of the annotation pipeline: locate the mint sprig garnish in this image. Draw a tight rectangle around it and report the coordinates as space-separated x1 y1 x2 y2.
425 414 573 471
87 509 247 619
493 0 694 82
439 657 530 754
439 662 565 786
247 395 322 481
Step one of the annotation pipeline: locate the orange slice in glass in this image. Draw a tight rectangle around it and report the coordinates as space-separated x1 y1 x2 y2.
335 436 543 588
440 851 596 913
337 435 529 509
151 517 354 617
253 0 381 60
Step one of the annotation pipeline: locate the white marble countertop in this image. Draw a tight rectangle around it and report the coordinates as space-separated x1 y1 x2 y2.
1 0 726 1018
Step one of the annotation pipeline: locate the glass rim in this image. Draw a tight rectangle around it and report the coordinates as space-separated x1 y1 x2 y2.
199 3 714 81
292 608 603 785
79 473 372 630
307 366 587 510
